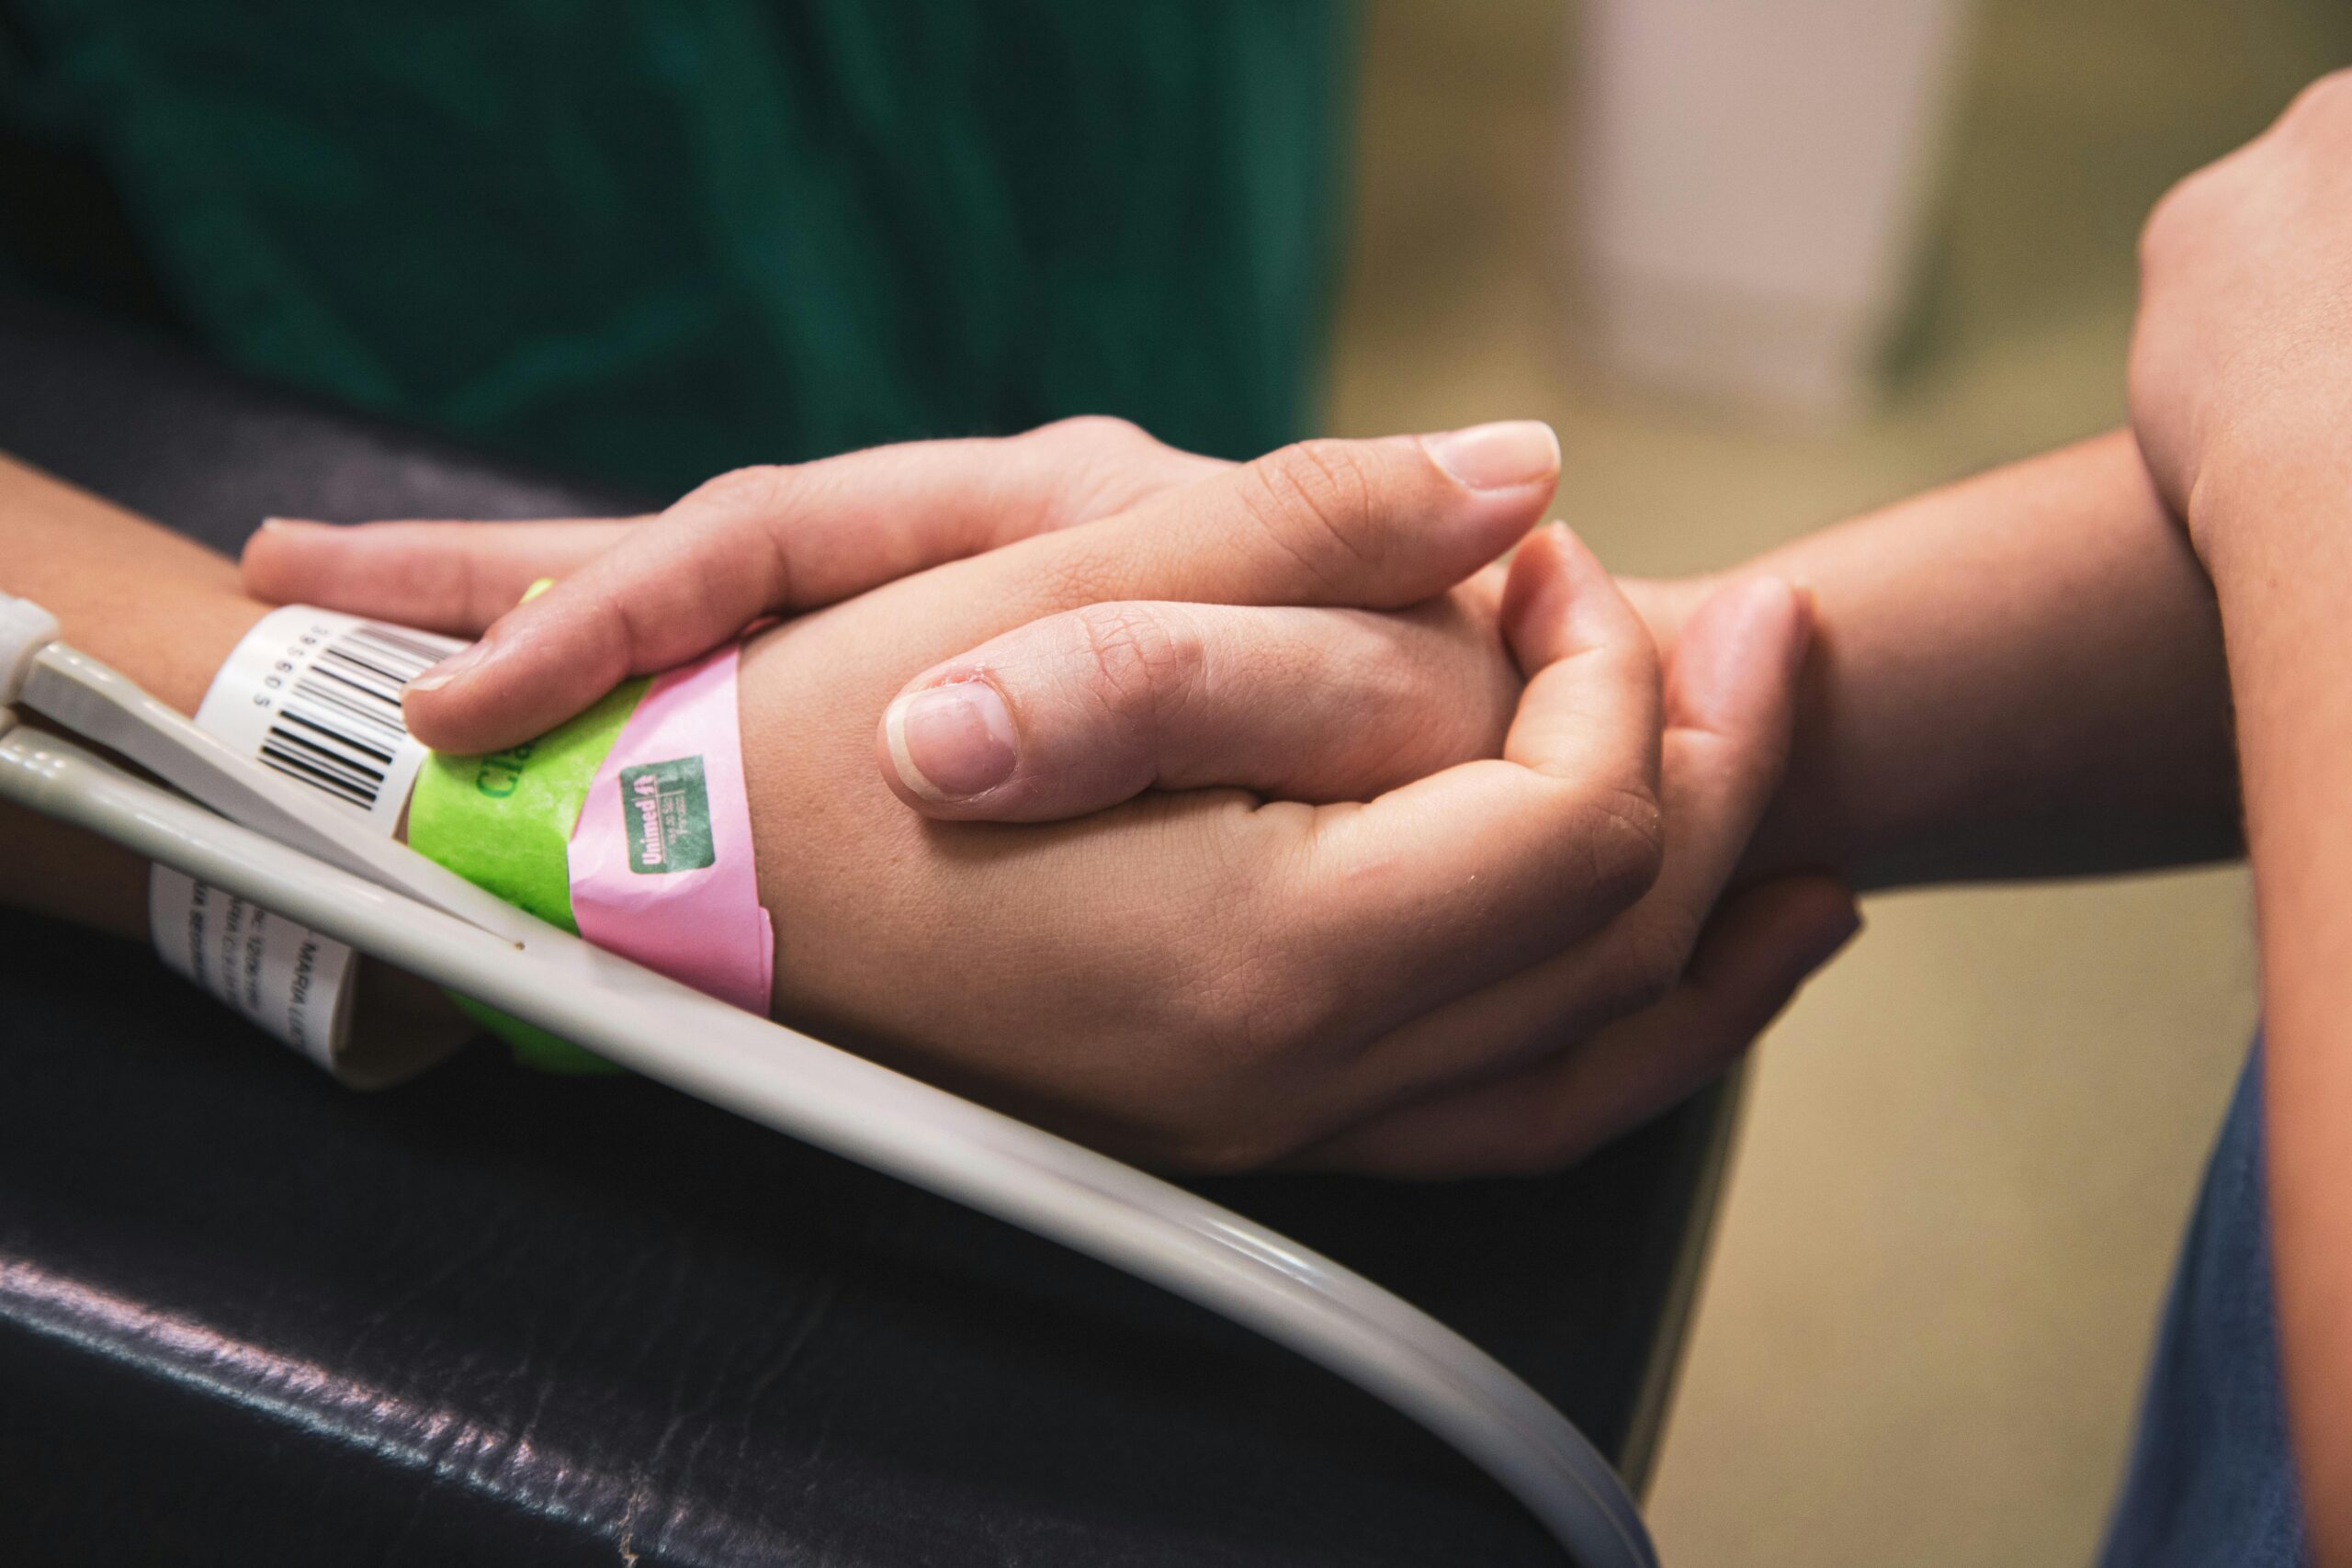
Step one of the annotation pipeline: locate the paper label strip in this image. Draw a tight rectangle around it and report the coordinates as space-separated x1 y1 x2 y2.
149 605 460 1074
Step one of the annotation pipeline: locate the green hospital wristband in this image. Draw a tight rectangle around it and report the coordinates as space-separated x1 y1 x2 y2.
404 676 650 1073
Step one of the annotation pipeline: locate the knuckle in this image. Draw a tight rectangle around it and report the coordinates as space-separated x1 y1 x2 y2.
2139 84 2324 275
1600 957 1676 1024
1238 440 1385 591
1024 416 1177 526
1031 413 1155 454
1574 782 1667 910
678 462 794 518
368 534 475 626
575 571 664 675
353 522 443 583
1615 909 1702 1013
673 463 804 608
2137 172 2212 274
453 537 514 631
2282 68 2352 130
1070 602 1200 726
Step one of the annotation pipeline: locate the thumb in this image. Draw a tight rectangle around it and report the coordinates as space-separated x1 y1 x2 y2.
1017 422 1563 615
1644 573 1817 908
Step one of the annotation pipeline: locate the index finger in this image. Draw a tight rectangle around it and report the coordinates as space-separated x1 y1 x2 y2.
401 420 1218 752
241 515 650 636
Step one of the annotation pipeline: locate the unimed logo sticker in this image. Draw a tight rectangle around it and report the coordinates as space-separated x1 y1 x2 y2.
619 756 715 874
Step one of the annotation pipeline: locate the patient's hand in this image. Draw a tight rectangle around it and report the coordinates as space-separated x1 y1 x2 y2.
247 421 1853 1173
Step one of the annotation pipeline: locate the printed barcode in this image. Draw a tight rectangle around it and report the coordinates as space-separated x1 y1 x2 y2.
255 623 449 810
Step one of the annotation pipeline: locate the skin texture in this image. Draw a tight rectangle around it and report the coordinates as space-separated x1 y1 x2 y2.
2127 69 2352 1562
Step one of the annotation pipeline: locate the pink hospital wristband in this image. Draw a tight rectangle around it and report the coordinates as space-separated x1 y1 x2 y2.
565 644 775 1015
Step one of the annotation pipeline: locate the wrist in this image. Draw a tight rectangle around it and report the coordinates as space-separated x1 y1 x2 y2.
2181 402 2352 592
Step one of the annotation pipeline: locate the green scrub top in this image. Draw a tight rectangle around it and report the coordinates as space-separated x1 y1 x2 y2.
0 1 1349 494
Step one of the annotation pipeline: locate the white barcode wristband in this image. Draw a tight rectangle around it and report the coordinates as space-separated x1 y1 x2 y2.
149 604 461 1079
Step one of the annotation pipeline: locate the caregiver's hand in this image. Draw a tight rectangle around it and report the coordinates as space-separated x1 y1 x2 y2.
247 413 1553 849
245 415 1232 753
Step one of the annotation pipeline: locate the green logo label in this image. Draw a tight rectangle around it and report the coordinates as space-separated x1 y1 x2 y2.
619 756 713 874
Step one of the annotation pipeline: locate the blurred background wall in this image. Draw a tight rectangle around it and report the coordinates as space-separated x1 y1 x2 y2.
1323 0 2346 1562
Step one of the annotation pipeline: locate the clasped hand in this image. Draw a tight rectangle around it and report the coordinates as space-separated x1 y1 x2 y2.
244 416 1856 1175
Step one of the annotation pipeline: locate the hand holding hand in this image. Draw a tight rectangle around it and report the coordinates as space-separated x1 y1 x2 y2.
247 422 1852 1173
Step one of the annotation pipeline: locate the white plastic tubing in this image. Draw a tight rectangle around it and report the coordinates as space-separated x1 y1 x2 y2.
0 619 1656 1567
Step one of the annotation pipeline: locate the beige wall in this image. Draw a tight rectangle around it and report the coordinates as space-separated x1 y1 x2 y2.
1324 2 2346 1560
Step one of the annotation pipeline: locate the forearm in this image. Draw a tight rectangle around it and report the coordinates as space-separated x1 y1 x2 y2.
2195 443 2352 1562
1671 430 2238 889
0 453 265 934
0 452 473 1060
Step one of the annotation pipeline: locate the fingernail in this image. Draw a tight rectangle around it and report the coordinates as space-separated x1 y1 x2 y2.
884 679 1016 800
407 639 488 695
1422 421 1561 491
258 516 325 532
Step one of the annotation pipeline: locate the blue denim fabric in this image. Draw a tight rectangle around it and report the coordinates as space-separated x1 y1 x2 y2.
2098 1043 2307 1567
